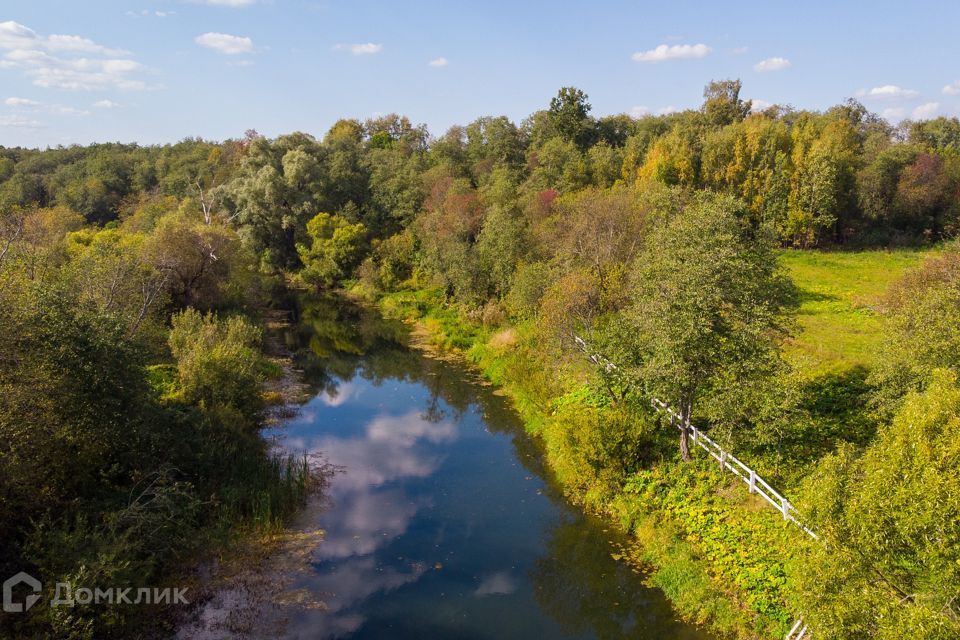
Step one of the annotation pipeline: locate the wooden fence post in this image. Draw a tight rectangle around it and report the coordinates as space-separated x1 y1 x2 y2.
749 469 756 494
781 496 789 520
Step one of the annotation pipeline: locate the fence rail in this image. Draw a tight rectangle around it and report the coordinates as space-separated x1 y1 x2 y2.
573 336 813 639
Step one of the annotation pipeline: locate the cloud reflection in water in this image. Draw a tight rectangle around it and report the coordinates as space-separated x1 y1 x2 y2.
282 406 458 637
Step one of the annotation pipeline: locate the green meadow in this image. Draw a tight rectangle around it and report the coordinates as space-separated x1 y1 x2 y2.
780 249 935 376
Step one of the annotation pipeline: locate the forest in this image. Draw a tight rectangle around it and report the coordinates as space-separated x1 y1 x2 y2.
1 80 960 638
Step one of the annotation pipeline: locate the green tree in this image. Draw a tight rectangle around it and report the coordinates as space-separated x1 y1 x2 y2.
702 79 751 127
625 193 792 459
548 87 596 150
528 137 589 193
221 133 327 270
857 145 917 224
475 204 527 298
870 246 960 414
296 212 367 289
793 369 960 639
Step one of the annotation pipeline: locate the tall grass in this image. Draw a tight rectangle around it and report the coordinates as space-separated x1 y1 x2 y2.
219 452 325 531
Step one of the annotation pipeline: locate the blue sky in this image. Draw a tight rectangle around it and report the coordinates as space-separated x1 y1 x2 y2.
1 0 958 147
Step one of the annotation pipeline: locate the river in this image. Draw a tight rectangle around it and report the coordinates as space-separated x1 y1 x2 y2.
182 295 712 639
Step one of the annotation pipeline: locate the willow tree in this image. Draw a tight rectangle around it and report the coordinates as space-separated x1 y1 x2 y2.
626 192 792 460
792 369 960 639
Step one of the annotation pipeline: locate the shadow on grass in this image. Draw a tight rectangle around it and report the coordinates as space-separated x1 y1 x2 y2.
778 365 877 467
795 287 841 305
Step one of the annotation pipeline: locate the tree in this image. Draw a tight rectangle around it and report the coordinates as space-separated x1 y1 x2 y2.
788 116 857 245
65 228 169 338
0 206 84 283
548 87 596 150
587 142 622 188
793 369 960 639
221 133 326 270
857 145 917 223
548 186 655 308
296 213 367 289
323 119 371 217
464 116 525 176
870 246 960 415
907 116 960 152
702 79 751 127
894 153 955 232
143 212 242 309
625 193 792 459
414 176 484 301
0 282 155 567
638 124 699 186
475 204 527 298
595 114 636 147
528 137 589 193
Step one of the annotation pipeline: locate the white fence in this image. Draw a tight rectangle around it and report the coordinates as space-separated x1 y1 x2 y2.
648 396 819 541
573 336 813 639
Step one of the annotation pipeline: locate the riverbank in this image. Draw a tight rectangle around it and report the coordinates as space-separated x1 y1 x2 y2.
368 285 808 639
173 304 333 638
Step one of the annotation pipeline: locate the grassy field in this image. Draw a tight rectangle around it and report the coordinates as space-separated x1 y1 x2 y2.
779 249 935 376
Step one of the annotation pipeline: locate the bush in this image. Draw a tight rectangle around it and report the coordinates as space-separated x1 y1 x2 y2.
542 390 656 504
168 308 264 425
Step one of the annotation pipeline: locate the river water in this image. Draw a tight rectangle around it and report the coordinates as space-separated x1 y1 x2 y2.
194 296 712 639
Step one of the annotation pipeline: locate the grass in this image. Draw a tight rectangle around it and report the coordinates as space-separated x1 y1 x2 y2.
779 248 934 376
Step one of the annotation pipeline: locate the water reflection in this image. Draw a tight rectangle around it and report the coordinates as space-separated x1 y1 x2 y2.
263 295 711 639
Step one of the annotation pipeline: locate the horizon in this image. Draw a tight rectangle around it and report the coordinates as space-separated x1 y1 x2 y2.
1 0 959 148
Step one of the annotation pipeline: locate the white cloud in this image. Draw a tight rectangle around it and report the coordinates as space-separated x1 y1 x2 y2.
0 21 40 50
48 105 88 116
912 102 940 120
195 32 254 55
127 10 174 17
753 57 791 72
751 99 774 112
0 114 42 128
942 81 960 96
428 57 448 67
4 96 40 107
631 105 677 116
46 35 129 57
881 107 905 121
0 21 128 56
4 96 89 115
857 85 919 100
0 21 147 91
732 46 749 55
475 572 517 597
93 99 121 108
335 43 383 56
192 0 256 5
631 43 711 63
